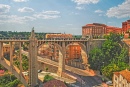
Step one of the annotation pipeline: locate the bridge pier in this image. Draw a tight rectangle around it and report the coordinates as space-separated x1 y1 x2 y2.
10 42 13 72
0 42 3 60
19 42 23 81
28 30 38 87
57 41 65 77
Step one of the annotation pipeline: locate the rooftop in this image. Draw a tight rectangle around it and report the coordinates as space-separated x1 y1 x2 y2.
43 79 67 87
114 69 130 83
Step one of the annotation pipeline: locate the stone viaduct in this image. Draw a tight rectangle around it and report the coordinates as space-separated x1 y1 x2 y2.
0 30 105 87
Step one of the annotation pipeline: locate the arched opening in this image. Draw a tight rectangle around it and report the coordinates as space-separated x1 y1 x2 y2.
0 42 28 86
65 42 88 69
38 42 63 62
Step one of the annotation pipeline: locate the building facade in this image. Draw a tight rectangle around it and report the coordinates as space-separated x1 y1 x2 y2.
82 23 122 38
106 26 122 34
122 19 130 33
113 69 130 87
66 44 81 59
45 33 73 38
3 43 11 55
82 23 107 38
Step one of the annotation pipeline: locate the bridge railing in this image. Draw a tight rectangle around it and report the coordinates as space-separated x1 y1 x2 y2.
41 38 89 41
0 37 90 41
0 37 29 40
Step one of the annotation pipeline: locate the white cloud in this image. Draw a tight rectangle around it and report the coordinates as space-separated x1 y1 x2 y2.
0 4 10 14
69 12 79 15
13 0 28 2
42 11 60 14
0 15 36 24
33 10 61 19
34 14 60 19
106 0 130 18
18 7 34 12
95 9 103 13
76 6 84 10
66 24 73 26
72 0 99 5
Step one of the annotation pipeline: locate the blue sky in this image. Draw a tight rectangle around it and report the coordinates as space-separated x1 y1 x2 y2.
0 0 130 34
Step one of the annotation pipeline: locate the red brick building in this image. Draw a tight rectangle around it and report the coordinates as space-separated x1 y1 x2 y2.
66 44 81 60
82 23 107 38
106 26 122 34
82 23 122 38
122 19 130 33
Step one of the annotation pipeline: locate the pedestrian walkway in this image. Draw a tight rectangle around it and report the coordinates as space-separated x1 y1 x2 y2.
84 69 96 76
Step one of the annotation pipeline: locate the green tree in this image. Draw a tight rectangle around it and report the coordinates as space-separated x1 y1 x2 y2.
43 74 54 83
5 79 20 87
89 33 129 79
101 62 130 79
88 47 104 70
0 64 6 70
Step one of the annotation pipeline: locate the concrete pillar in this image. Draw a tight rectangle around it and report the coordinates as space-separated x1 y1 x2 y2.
19 42 22 80
28 30 38 87
0 42 3 60
57 41 65 77
10 42 13 72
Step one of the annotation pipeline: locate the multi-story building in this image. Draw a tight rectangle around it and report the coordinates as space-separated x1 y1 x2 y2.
3 43 11 55
82 23 107 38
45 33 73 38
122 19 130 33
106 26 122 35
82 23 122 38
113 69 130 87
3 43 15 59
66 43 81 59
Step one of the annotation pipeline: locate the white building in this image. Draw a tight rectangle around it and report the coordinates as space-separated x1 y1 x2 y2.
113 69 130 87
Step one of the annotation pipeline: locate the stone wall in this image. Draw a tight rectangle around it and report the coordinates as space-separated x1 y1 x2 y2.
90 39 105 50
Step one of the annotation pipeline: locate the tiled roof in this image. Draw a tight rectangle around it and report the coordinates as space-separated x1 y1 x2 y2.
43 79 67 87
114 69 130 83
114 72 120 76
119 70 130 83
86 24 95 26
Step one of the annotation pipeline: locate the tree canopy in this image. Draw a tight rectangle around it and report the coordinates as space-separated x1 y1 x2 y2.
88 33 130 79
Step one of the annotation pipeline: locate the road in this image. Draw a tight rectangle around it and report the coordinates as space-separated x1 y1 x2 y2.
66 71 102 87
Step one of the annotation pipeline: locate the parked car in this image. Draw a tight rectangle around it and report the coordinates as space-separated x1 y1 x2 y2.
106 80 112 85
38 70 42 73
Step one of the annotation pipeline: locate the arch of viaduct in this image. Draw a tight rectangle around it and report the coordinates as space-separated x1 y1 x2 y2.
0 30 105 87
